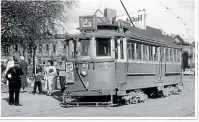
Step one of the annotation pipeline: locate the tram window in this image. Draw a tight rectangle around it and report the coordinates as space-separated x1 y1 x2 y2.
127 41 135 59
170 49 173 62
114 39 118 59
136 43 142 60
143 44 148 60
165 48 169 62
80 40 90 56
149 45 153 61
154 46 158 61
96 38 111 56
68 40 75 58
120 40 124 59
160 47 165 61
177 50 181 62
174 49 177 62
127 43 131 59
131 42 135 59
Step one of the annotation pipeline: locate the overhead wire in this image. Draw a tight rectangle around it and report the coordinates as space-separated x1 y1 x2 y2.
155 0 190 40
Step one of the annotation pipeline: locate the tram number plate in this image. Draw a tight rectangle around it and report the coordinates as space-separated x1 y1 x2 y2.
157 83 164 91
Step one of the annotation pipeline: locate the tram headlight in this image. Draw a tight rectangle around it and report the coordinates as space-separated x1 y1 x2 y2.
80 70 87 77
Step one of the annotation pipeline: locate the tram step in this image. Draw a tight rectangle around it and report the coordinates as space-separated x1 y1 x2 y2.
60 102 115 107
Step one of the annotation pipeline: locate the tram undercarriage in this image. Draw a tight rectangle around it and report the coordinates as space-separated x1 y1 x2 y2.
60 82 183 107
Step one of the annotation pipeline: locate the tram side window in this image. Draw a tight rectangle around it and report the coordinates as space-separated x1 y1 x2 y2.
80 40 90 56
177 50 181 62
127 41 135 59
96 38 111 56
143 44 148 60
160 47 165 61
170 49 173 62
136 43 142 60
165 48 169 62
154 46 158 61
174 49 177 62
120 40 124 59
68 40 75 58
149 45 153 61
114 39 118 59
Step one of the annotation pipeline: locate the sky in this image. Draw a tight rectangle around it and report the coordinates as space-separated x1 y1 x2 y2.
61 0 196 43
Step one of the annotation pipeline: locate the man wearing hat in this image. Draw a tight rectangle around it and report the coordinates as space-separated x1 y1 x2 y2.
5 61 23 106
19 56 28 89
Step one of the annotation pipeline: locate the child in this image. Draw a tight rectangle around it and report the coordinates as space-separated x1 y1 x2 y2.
32 69 43 95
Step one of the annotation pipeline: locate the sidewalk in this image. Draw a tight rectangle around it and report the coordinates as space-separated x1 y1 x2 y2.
1 84 64 117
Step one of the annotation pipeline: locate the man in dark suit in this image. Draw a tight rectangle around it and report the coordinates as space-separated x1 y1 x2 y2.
19 56 28 89
5 61 23 106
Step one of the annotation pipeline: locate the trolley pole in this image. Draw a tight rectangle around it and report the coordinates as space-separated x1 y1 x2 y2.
120 0 135 27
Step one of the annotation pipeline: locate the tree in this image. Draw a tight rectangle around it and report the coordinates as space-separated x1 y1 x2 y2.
1 0 77 75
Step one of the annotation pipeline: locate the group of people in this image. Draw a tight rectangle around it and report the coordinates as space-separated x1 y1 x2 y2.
4 55 67 106
32 59 67 96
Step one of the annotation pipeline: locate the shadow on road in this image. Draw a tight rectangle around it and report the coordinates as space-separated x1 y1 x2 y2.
2 97 9 105
20 90 27 93
51 90 64 103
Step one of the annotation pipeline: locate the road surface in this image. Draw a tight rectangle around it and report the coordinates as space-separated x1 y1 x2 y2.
1 76 195 117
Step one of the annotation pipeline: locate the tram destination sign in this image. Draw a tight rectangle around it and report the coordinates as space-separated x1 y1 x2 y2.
79 15 97 31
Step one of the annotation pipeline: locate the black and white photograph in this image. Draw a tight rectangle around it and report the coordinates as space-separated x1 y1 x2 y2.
0 0 197 119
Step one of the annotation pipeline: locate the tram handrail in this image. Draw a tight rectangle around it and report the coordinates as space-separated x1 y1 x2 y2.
75 64 88 91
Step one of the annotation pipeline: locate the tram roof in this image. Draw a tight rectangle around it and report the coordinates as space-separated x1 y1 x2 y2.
65 25 181 48
76 30 125 39
125 26 181 48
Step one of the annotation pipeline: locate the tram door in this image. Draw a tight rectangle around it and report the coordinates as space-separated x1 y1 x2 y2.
159 47 166 82
157 47 166 84
155 47 165 84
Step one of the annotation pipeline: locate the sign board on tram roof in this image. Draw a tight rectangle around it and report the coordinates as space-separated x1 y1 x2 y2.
79 15 97 31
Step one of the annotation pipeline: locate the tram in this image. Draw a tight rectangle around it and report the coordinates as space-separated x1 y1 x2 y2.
63 14 183 105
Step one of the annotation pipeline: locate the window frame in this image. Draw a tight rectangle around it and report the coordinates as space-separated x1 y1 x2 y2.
79 39 91 57
136 43 142 60
95 38 112 57
127 41 135 60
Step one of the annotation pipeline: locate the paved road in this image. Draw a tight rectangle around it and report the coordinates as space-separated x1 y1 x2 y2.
1 76 195 117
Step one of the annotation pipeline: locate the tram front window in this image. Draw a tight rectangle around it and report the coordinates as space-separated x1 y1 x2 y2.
96 38 111 56
80 39 90 56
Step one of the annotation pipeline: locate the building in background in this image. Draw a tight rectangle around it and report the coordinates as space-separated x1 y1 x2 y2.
174 35 195 70
117 9 146 30
1 33 70 65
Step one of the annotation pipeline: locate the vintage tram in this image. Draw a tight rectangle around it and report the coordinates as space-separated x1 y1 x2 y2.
63 15 183 106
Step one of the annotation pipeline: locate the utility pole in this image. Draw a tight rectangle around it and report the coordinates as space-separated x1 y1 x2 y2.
120 0 135 27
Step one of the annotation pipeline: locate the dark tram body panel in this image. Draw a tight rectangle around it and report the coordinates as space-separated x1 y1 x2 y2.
67 60 116 96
